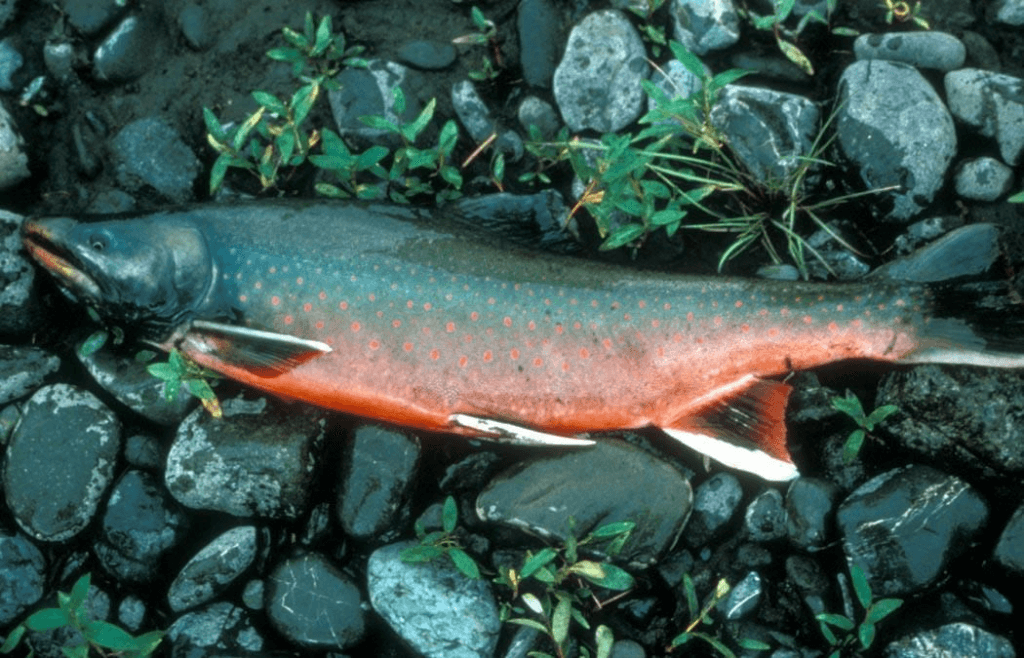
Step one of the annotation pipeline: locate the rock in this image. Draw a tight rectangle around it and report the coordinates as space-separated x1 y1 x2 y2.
876 366 1024 478
178 3 213 51
611 639 646 658
368 541 500 658
0 103 29 192
26 582 112 655
451 190 578 251
336 425 420 540
78 344 195 426
168 526 257 613
93 15 161 82
517 0 563 87
993 502 1024 576
838 60 956 221
0 0 14 31
117 595 146 632
0 38 23 91
785 477 839 551
451 80 524 161
722 571 762 620
63 0 126 36
953 157 1014 201
710 85 820 186
744 489 787 542
517 96 561 139
477 440 692 566
0 345 60 406
93 470 190 582
123 434 162 471
3 384 121 542
837 465 988 597
553 10 649 133
853 32 966 71
329 59 423 147
111 117 201 203
0 210 41 339
165 397 324 518
669 0 740 55
785 554 829 616
265 553 365 650
945 68 1024 165
883 622 1014 658
0 530 46 626
648 59 705 117
994 0 1024 25
397 40 456 70
684 472 743 547
165 602 264 657
870 223 1000 283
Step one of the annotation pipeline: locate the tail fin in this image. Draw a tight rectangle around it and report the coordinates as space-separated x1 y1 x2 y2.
903 281 1024 368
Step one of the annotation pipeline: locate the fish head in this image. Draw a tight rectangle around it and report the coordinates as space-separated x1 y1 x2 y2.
22 215 215 339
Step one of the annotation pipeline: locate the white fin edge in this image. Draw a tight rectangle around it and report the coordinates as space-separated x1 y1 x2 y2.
190 320 333 354
663 428 799 482
450 414 596 447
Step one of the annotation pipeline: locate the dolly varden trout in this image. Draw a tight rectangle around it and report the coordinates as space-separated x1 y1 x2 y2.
22 201 1024 481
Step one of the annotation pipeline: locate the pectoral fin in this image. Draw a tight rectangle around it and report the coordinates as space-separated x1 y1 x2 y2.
182 320 332 376
450 414 596 447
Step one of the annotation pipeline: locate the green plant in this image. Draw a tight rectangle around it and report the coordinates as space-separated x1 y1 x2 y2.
667 575 771 656
400 496 482 579
626 0 670 58
495 519 635 658
880 0 930 28
816 564 903 656
0 573 164 658
452 6 502 81
144 349 223 418
830 391 898 463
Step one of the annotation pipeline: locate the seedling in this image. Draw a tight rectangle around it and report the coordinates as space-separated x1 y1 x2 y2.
400 496 482 579
667 575 770 656
880 0 930 28
144 349 223 418
816 564 903 656
830 391 898 463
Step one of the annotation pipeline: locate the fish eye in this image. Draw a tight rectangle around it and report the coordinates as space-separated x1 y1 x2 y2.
88 234 107 252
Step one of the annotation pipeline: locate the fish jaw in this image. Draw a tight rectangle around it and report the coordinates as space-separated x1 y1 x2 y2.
22 217 104 305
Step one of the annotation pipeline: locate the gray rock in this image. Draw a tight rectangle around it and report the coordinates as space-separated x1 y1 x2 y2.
397 40 456 70
3 384 121 542
744 488 787 542
43 41 76 81
648 59 705 117
553 10 649 133
117 595 146 632
853 32 966 71
329 59 423 147
93 15 161 83
785 477 838 551
165 397 324 519
123 434 162 471
611 639 646 658
954 157 1014 201
945 68 1024 165
63 0 126 36
477 440 692 566
0 403 18 446
451 80 524 161
0 209 41 339
670 0 740 55
517 95 561 139
518 0 563 88
178 3 213 51
722 571 762 620
166 602 264 657
838 60 956 221
837 465 988 597
0 530 46 626
993 502 1024 576
93 470 190 582
241 579 263 610
0 345 60 405
684 472 742 547
785 554 829 616
729 52 808 83
884 622 1014 658
0 38 23 91
994 0 1024 25
368 541 500 658
265 553 365 650
78 344 195 426
710 85 819 186
336 425 420 540
111 117 201 203
0 0 14 31
168 526 257 612
892 215 963 255
0 103 29 192
870 223 1000 283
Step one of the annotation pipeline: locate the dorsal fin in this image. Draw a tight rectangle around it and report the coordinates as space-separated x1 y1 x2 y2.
184 320 332 377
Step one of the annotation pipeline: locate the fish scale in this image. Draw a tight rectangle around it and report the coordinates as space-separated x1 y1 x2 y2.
21 201 1024 480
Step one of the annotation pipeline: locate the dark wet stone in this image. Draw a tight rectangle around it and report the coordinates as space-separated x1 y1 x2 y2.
336 424 420 540
94 470 190 583
63 0 126 36
451 191 579 253
669 0 740 55
517 96 561 140
785 554 828 616
165 397 324 519
178 3 213 51
265 553 365 650
870 223 1000 283
0 0 13 31
0 403 18 445
993 502 1024 576
168 526 257 613
0 345 59 405
786 477 839 550
876 366 1024 479
837 465 988 597
0 530 46 625
93 15 161 82
722 571 762 620
883 622 1014 658
517 0 562 87
25 582 112 656
451 80 524 161
684 472 742 547
477 440 692 566
957 580 1013 616
329 59 423 148
0 106 28 193
3 384 120 542
735 542 772 569
43 42 75 81
368 541 500 658
241 579 263 610
854 32 965 71
111 117 201 203
166 602 264 657
78 345 195 426
892 215 963 255
439 450 503 493
945 68 1024 165
657 550 694 589
0 210 40 338
610 639 646 658
397 39 456 70
123 434 162 471
744 489 787 542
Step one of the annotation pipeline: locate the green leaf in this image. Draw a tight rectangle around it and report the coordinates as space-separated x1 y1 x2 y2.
147 363 178 381
291 83 319 126
25 608 70 632
708 68 751 92
590 521 635 538
309 155 356 171
669 41 706 80
682 574 698 619
583 563 634 590
202 107 227 141
600 223 646 250
738 637 772 650
281 26 309 50
314 182 349 198
84 620 138 651
858 620 876 649
449 548 481 579
775 0 796 21
651 209 685 227
357 145 390 170
210 154 231 194
442 496 458 533
595 625 614 658
439 120 459 155
232 108 265 153
62 645 89 658
777 37 814 75
132 630 165 656
521 548 559 579
670 631 695 648
865 404 898 428
68 574 90 610
815 613 855 630
187 378 217 401
866 598 903 623
266 46 303 63
400 544 445 562
492 152 505 184
312 15 333 56
276 130 296 164
850 563 873 609
551 596 571 645
0 625 26 653
79 331 109 357
403 98 436 143
831 392 864 420
843 429 866 463
252 91 287 115
505 617 549 634
360 114 400 133
440 165 463 188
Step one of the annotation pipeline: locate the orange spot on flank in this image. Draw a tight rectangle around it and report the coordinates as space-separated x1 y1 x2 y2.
271 296 281 306
510 348 520 360
446 322 455 333
459 356 468 367
430 349 440 360
483 350 493 362
284 315 293 325
303 303 312 312
369 339 380 350
351 321 361 332
403 342 414 352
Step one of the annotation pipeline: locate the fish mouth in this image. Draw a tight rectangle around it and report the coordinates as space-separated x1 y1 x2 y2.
22 218 102 303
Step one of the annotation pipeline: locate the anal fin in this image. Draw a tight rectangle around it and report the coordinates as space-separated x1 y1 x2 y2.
450 414 596 447
182 320 332 377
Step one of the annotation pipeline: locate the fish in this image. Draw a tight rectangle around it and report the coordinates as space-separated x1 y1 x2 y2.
21 200 1024 481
